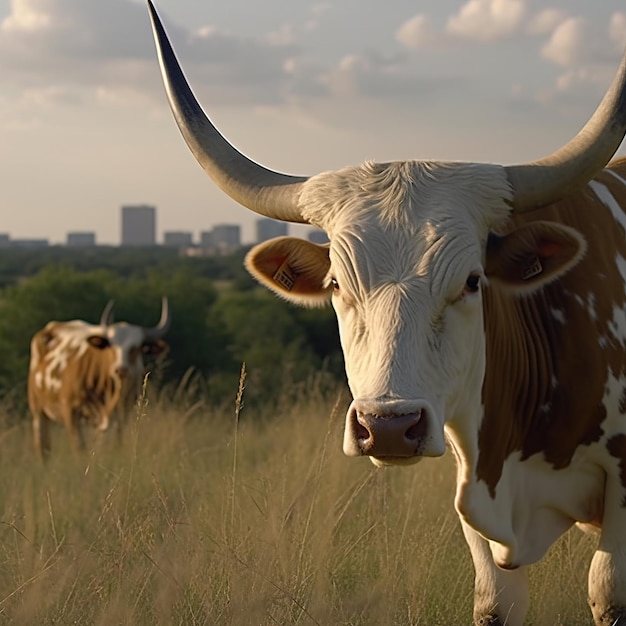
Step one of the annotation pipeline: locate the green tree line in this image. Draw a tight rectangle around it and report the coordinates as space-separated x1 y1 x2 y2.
0 247 344 416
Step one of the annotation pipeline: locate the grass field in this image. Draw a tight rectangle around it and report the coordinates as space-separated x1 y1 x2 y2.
0 375 598 625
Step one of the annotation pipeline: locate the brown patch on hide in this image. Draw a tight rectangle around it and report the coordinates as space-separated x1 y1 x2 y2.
476 159 626 496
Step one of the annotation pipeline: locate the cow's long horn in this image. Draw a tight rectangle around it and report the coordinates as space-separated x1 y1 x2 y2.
100 300 115 327
147 1 309 223
507 50 626 212
143 296 171 341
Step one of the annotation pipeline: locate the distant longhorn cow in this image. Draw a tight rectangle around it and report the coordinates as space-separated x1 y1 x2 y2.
28 297 170 457
149 1 626 624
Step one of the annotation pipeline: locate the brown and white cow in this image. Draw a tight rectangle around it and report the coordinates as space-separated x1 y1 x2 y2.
28 297 170 458
148 1 626 623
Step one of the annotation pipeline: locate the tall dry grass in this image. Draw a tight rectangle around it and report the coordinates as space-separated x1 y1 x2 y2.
0 375 597 625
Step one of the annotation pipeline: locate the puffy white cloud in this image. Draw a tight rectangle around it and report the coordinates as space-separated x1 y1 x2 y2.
541 16 616 67
1 2 53 33
395 15 439 50
541 17 587 66
395 0 528 50
446 0 526 43
532 14 625 104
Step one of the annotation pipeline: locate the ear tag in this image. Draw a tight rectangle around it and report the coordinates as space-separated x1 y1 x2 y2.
521 256 543 280
273 260 297 291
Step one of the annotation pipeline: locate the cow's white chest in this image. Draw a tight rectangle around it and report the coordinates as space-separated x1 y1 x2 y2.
456 449 604 569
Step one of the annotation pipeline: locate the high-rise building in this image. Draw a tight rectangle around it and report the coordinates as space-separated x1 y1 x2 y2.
67 232 96 247
256 218 287 243
212 224 241 252
121 205 156 246
163 231 193 247
199 224 241 254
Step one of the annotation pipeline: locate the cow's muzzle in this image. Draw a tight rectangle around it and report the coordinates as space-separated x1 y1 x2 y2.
343 398 445 464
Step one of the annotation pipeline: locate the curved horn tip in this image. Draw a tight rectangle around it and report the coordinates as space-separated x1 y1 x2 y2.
159 296 170 327
507 46 626 212
100 299 115 327
154 296 171 335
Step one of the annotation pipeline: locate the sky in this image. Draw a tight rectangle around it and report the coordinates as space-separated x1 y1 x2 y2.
2 0 626 245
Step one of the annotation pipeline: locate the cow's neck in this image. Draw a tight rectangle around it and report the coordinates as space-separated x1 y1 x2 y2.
443 284 602 559
472 287 558 495
444 285 568 498
447 273 608 491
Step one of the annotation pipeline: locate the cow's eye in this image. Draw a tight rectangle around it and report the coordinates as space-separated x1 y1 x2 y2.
87 335 110 350
331 278 340 291
465 274 481 293
142 342 156 355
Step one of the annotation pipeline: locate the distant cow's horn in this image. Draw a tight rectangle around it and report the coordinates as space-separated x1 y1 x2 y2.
147 1 309 224
100 299 115 327
143 296 171 341
507 50 626 212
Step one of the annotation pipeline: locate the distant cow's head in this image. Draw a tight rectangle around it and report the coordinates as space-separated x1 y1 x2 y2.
148 2 624 465
89 297 170 382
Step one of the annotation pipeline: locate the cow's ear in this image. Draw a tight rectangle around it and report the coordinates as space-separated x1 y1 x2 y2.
142 339 169 356
485 220 586 293
245 236 332 307
87 335 110 350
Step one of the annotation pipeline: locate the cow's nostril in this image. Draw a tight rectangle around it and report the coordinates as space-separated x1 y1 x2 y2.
405 422 420 441
355 421 370 442
405 412 425 441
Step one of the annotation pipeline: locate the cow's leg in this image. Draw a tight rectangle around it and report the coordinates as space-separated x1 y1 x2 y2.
461 521 529 626
32 410 51 459
66 410 86 452
114 409 125 445
588 471 626 626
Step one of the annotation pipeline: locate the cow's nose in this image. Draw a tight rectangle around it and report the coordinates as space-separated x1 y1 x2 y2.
354 411 426 457
343 398 445 459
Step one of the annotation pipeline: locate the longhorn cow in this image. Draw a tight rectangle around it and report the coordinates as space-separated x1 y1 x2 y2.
28 297 170 458
148 2 626 623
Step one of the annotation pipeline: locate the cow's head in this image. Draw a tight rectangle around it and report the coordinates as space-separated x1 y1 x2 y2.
243 173 587 465
89 296 170 382
148 1 626 465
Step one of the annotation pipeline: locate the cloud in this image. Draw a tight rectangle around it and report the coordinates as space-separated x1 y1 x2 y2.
395 15 439 50
445 0 526 43
541 16 617 67
396 0 528 51
1 0 152 60
396 0 626 118
1 0 447 123
0 0 302 107
541 17 587 66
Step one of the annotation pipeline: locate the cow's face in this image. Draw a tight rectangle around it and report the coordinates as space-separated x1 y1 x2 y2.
246 162 586 465
89 324 168 382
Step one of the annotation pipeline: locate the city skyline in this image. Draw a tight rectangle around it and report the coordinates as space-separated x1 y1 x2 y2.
0 200 318 247
2 1 626 245
0 204 321 249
